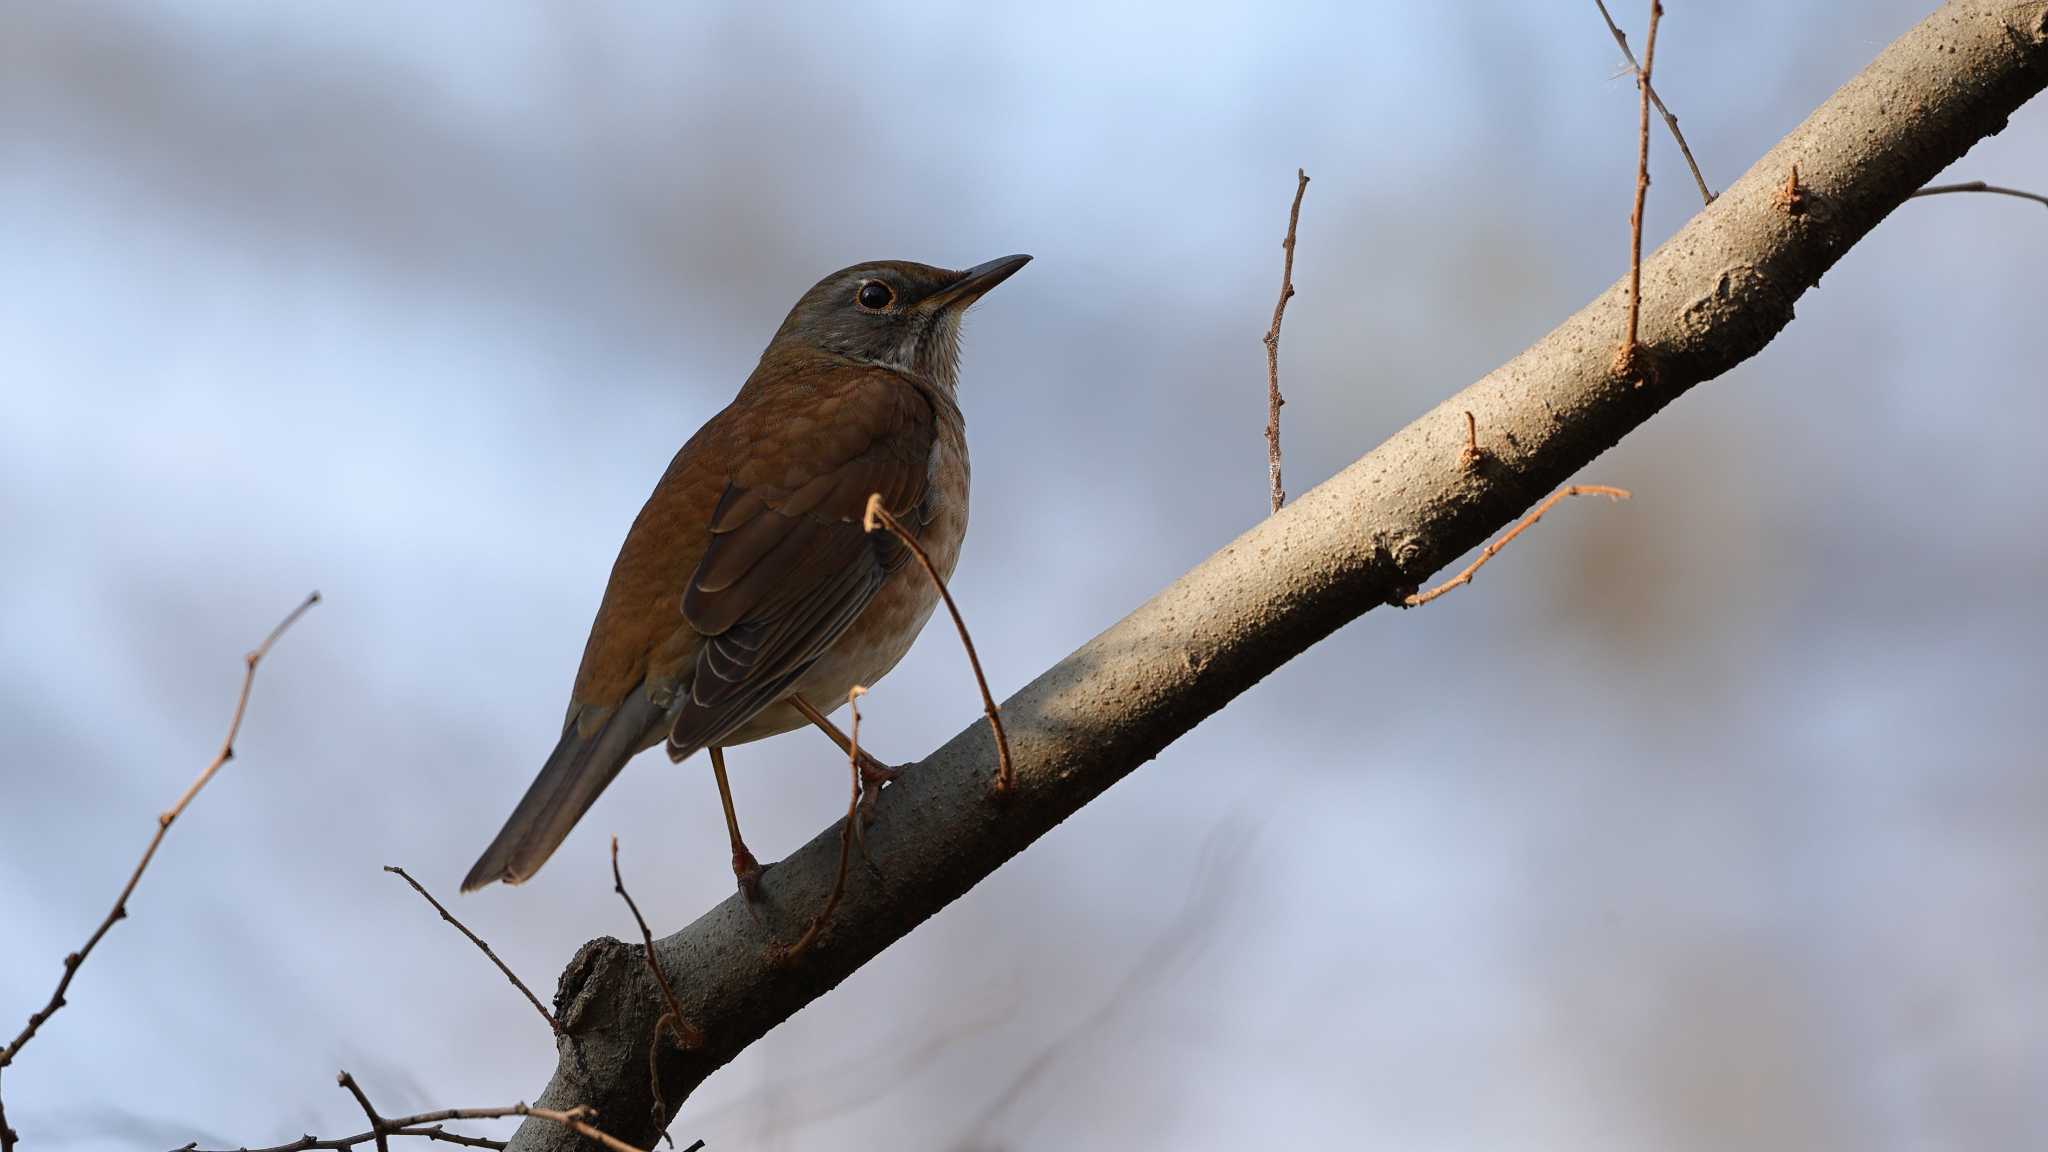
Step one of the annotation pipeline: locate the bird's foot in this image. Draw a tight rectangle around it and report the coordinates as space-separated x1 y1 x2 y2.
856 750 899 788
855 752 900 829
732 846 766 912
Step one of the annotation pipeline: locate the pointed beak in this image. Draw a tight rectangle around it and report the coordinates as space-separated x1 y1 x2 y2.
927 253 1032 310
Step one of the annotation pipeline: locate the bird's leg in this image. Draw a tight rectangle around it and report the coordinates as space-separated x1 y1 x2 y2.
708 745 764 903
790 693 896 870
791 694 899 791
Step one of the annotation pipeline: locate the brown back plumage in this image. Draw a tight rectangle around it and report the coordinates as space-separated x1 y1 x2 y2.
462 255 1028 892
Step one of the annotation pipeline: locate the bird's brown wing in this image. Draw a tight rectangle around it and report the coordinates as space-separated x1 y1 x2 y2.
461 360 937 892
665 366 936 759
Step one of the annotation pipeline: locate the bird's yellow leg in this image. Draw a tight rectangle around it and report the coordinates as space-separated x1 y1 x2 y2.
790 694 899 789
708 745 763 902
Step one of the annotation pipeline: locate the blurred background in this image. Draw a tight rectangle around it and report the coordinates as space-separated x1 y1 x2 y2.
3 2 2044 1149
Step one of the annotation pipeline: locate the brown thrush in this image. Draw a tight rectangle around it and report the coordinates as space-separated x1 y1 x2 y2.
462 254 1030 896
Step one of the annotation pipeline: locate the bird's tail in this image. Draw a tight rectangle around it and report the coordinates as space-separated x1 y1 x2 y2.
461 687 665 892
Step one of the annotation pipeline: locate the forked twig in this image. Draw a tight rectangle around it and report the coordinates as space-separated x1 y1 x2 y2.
1616 0 1663 381
0 591 320 1152
1263 168 1310 514
339 1072 393 1152
1404 485 1631 606
383 866 559 1037
863 494 1014 795
182 1074 688 1152
611 838 703 1148
1592 0 1711 206
180 1110 509 1152
524 1103 661 1152
179 1070 689 1152
779 686 868 961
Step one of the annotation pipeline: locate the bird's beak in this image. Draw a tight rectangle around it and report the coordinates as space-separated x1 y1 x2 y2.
926 253 1032 310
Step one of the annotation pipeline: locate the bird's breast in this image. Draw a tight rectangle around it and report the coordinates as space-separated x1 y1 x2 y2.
723 421 970 744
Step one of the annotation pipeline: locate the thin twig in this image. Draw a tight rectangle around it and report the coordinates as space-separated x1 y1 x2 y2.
1263 168 1309 514
0 591 319 1152
862 494 1014 796
612 838 702 1148
384 867 559 1036
1910 180 2048 210
1616 0 1662 380
1459 411 1484 470
519 1106 650 1152
180 1073 677 1152
339 1073 393 1152
176 1121 507 1152
610 839 699 1048
1592 0 1711 206
1403 485 1632 607
780 687 867 961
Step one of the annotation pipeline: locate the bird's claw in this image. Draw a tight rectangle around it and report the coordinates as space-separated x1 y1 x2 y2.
732 848 766 914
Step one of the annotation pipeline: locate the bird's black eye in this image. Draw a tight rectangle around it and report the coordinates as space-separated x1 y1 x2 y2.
856 280 895 311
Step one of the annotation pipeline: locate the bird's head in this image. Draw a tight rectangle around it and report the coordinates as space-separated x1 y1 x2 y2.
765 255 1032 391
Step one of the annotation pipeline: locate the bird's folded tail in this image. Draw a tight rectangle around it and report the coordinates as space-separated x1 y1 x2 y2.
461 685 666 892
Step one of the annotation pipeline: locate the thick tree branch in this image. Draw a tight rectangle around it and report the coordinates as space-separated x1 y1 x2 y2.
502 6 2048 1148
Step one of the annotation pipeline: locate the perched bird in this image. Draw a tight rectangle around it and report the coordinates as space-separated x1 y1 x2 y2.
462 254 1031 896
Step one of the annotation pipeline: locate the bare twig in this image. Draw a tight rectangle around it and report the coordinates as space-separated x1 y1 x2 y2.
0 591 319 1152
1616 0 1663 380
384 866 559 1036
517 1106 653 1152
1404 485 1632 607
1459 411 1484 470
1592 0 1711 205
862 494 1013 796
779 687 868 962
338 1072 394 1152
610 840 701 1050
1911 180 2048 210
611 838 703 1148
181 1074 679 1152
177 1120 508 1152
1263 168 1310 514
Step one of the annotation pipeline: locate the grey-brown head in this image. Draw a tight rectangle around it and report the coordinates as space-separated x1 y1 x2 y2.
765 255 1031 391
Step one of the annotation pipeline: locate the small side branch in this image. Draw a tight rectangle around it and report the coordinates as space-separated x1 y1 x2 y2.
339 1072 394 1152
611 838 704 1147
0 591 319 1152
179 1071 696 1152
779 686 868 961
863 494 1014 796
1263 168 1310 514
1592 0 1711 206
1404 485 1631 607
1459 411 1485 470
1910 180 2048 210
1616 0 1663 381
384 866 559 1037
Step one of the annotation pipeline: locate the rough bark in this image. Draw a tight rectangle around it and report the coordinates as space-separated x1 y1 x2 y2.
506 4 2048 1147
